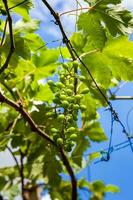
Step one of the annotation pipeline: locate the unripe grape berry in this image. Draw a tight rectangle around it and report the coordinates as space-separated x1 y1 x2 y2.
66 89 73 95
60 95 67 100
73 104 79 110
68 84 74 90
75 94 83 100
56 82 64 89
73 60 79 68
51 128 58 133
80 105 87 111
47 80 54 86
81 88 89 94
57 138 63 146
62 100 69 108
70 134 77 141
58 114 65 120
67 127 76 133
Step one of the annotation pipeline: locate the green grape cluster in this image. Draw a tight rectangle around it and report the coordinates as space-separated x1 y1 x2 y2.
47 62 87 152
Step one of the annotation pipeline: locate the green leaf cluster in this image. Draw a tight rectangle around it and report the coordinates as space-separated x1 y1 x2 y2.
0 0 132 199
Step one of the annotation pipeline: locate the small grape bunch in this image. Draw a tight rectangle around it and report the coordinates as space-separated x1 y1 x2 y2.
47 62 87 152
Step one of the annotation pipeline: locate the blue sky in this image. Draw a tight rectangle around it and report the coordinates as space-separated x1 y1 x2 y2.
91 82 133 200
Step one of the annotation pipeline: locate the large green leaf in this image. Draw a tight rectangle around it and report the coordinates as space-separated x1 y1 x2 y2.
81 54 112 88
82 36 133 84
15 36 31 60
34 84 54 102
84 121 107 142
78 1 133 44
32 48 60 67
78 12 106 50
6 48 59 86
100 6 133 36
8 0 32 20
24 33 46 52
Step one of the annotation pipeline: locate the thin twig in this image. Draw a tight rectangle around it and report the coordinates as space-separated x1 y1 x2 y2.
0 18 8 46
0 90 77 199
0 0 15 74
6 146 21 173
41 0 75 61
41 2 78 198
35 39 61 51
60 7 92 17
126 107 133 133
60 148 77 200
1 82 17 101
19 150 25 200
42 0 78 95
0 91 55 145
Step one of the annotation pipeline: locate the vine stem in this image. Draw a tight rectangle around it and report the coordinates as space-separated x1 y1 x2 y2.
0 0 15 74
0 92 55 144
60 149 77 200
6 146 25 200
0 91 77 200
41 1 78 199
41 0 78 95
20 150 25 200
6 146 21 173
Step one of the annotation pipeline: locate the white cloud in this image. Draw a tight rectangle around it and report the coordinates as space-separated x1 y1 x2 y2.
122 0 133 11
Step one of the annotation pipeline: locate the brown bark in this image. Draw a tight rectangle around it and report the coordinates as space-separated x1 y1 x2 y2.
23 186 42 200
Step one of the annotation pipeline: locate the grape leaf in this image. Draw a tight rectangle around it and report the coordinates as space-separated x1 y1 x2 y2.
84 121 107 142
78 12 106 50
8 0 32 20
82 36 133 84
